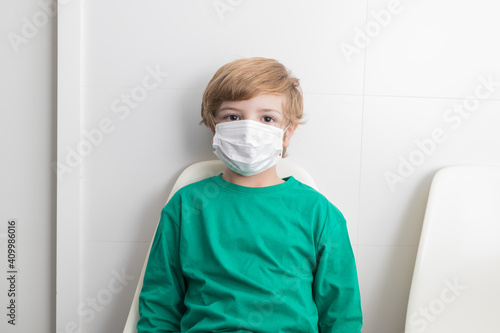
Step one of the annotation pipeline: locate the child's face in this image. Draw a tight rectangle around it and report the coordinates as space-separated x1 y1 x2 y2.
213 94 297 148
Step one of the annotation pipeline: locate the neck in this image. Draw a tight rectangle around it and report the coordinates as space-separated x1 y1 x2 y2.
222 166 284 187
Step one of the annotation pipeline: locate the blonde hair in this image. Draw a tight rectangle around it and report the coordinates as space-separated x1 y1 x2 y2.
201 57 303 132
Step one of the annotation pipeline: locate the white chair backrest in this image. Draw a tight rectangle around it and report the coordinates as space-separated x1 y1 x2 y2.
405 166 500 333
123 160 317 332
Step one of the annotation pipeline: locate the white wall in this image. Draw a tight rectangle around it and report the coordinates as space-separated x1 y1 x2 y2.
4 0 500 332
0 0 56 332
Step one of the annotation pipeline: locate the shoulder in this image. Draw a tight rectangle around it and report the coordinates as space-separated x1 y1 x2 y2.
291 178 344 217
286 178 346 236
287 179 347 249
171 174 223 198
161 175 221 212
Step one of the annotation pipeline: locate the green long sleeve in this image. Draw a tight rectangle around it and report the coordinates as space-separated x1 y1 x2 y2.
138 174 362 332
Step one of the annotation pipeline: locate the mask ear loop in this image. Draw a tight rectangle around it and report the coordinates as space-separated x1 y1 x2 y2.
280 122 292 157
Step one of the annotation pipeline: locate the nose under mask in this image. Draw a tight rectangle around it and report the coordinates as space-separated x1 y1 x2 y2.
212 120 287 176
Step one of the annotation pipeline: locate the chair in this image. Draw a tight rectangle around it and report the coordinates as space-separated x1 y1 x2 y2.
123 160 317 332
405 165 500 333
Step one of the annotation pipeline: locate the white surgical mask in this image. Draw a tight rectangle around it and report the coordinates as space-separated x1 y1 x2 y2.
213 120 287 176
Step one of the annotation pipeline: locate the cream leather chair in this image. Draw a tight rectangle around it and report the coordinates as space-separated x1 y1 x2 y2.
123 160 317 333
405 166 500 333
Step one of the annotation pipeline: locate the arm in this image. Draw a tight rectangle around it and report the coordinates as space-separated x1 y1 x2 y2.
137 207 186 332
313 213 363 333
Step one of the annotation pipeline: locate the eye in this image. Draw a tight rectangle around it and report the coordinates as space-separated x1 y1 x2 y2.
262 116 274 123
224 114 240 121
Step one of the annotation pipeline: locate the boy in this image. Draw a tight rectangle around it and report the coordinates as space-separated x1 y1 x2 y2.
137 57 362 332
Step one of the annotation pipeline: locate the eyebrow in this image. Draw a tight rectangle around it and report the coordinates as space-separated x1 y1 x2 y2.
218 107 282 113
218 106 241 112
259 108 282 114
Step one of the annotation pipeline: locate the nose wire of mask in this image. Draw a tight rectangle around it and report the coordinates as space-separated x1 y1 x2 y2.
212 120 286 176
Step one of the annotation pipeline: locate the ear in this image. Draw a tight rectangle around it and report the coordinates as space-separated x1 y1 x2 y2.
283 123 298 148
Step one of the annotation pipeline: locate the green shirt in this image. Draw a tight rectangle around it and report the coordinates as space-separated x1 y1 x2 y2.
138 174 362 332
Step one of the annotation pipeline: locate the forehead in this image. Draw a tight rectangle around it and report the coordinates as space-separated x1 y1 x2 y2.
218 94 284 113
